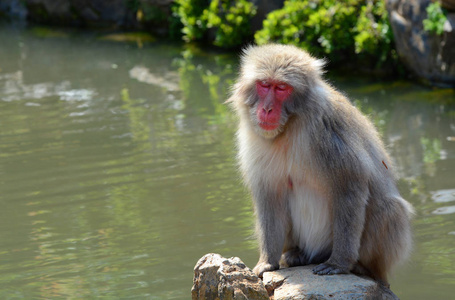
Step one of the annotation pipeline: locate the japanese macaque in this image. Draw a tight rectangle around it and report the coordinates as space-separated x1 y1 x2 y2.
228 44 413 286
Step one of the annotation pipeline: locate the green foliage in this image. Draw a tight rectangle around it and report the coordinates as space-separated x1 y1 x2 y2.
174 0 256 47
174 0 210 41
423 1 447 35
202 0 257 47
169 2 184 40
255 0 395 67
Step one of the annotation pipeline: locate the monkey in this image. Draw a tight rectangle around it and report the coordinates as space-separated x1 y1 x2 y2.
227 44 413 287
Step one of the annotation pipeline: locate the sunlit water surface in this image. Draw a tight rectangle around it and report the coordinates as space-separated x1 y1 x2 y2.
0 25 454 299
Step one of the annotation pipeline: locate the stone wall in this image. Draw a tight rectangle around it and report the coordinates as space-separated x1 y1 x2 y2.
0 0 174 33
386 0 455 86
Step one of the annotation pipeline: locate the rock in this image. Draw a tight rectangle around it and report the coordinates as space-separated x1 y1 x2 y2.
23 0 137 28
441 0 455 11
191 253 269 300
192 254 399 300
0 0 174 33
263 266 399 300
0 0 27 20
386 0 455 87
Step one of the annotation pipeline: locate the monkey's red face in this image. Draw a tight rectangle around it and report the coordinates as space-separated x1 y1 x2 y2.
256 80 293 131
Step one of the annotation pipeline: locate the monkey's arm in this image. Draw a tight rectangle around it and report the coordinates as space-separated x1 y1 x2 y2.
313 180 368 275
312 128 370 275
251 183 289 278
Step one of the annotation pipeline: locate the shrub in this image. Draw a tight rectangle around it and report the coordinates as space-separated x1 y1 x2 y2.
255 0 395 67
423 1 448 35
202 0 257 47
174 0 210 42
174 0 256 48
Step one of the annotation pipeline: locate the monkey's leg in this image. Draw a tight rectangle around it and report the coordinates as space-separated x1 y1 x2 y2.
313 185 368 276
282 248 306 267
282 247 331 268
252 186 289 278
356 196 411 286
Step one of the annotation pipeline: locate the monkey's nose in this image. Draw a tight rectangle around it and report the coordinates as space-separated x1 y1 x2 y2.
263 107 273 114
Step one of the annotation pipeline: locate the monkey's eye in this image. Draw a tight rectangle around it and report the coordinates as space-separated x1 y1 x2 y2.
276 84 288 91
258 80 271 88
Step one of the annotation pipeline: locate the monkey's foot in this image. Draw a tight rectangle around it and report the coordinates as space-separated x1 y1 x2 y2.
253 262 278 278
312 263 348 275
282 249 307 267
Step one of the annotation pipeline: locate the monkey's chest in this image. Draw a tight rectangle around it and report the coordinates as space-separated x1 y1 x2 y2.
288 181 332 258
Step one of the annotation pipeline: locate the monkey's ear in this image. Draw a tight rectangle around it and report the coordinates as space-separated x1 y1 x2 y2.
224 80 249 105
224 96 234 104
311 58 327 75
225 83 239 104
240 44 256 58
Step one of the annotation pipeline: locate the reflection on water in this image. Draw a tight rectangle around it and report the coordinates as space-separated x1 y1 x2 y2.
0 24 454 299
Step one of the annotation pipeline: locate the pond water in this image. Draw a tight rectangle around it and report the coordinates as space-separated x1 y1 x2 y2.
0 24 454 299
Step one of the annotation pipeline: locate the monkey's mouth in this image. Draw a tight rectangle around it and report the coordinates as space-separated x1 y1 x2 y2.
259 122 280 131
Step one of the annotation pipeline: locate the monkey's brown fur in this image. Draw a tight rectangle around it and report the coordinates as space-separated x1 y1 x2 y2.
228 44 413 286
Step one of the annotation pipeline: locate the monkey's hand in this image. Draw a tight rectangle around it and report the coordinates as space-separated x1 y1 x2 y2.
253 262 278 278
312 262 349 276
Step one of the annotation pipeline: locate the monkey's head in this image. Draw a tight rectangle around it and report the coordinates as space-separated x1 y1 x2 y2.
229 44 325 139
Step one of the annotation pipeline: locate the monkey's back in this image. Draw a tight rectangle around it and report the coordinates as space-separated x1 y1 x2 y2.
307 87 414 277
